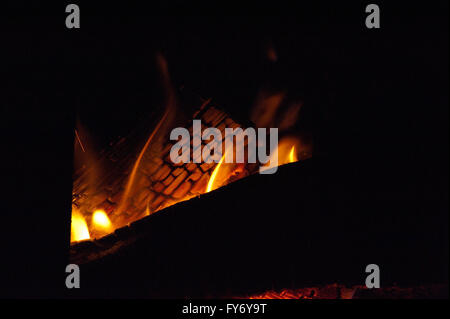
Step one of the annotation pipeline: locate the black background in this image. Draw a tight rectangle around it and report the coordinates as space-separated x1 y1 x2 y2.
1 1 448 299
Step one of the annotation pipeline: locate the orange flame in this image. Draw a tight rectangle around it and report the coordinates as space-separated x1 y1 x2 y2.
92 209 112 230
206 145 238 193
260 137 300 173
71 60 310 244
206 155 226 193
276 138 299 165
116 109 169 216
289 146 297 163
71 209 90 242
116 53 176 216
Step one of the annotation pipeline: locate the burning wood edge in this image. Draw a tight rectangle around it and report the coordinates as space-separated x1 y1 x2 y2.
71 97 310 249
68 159 446 299
238 284 448 299
69 177 253 265
69 160 310 265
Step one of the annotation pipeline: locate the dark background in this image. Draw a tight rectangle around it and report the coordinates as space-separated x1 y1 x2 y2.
1 1 448 298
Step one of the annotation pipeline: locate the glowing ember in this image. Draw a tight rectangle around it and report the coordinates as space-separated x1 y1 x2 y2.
92 210 112 229
247 289 316 299
71 210 90 242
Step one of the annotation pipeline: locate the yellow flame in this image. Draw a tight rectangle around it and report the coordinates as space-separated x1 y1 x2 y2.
116 54 174 216
71 210 90 242
92 210 112 229
289 146 297 163
206 155 226 193
260 137 300 173
116 109 169 216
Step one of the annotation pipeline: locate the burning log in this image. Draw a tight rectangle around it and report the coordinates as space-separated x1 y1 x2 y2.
71 100 256 241
71 96 309 243
69 159 318 297
68 159 447 299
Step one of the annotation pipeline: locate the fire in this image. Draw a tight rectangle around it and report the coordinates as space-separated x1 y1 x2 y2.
260 137 300 173
275 138 300 166
71 209 90 242
206 138 300 192
92 210 112 230
205 145 241 193
206 155 226 193
289 146 297 163
116 53 177 217
70 55 311 244
248 289 315 299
